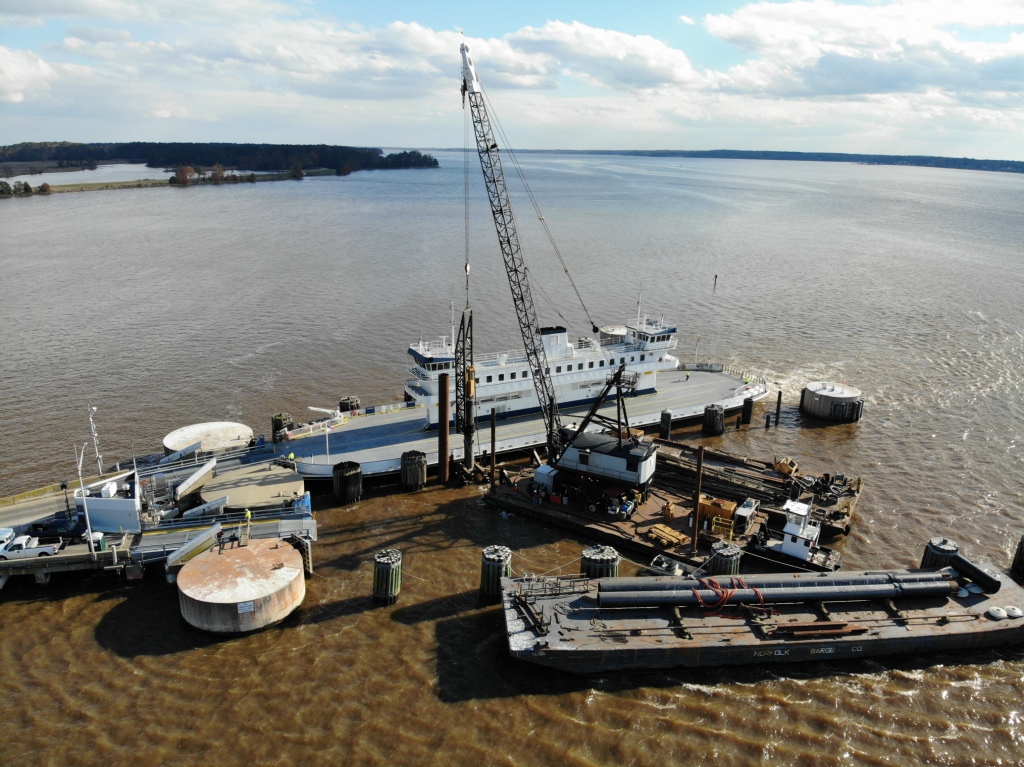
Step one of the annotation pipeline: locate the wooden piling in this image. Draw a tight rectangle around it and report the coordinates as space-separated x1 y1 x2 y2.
438 373 450 485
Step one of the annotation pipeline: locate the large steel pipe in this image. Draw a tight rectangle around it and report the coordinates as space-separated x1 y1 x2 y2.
950 554 1002 593
599 570 955 594
597 579 958 608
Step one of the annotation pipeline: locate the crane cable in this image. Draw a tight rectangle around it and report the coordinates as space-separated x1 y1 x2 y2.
482 86 601 336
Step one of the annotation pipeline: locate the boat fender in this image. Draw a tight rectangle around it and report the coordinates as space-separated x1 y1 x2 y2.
1005 606 1023 619
987 606 1008 620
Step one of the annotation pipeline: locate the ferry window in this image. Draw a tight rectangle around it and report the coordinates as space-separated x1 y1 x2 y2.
498 374 504 381
588 362 594 369
579 453 589 466
511 372 517 379
486 375 493 383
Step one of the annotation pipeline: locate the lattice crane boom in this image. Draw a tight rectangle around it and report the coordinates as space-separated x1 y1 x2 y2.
460 42 563 459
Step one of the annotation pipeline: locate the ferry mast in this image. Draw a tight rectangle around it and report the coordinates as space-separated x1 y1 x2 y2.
460 42 563 460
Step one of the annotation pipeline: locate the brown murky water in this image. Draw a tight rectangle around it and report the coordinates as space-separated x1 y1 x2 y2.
2 155 1022 765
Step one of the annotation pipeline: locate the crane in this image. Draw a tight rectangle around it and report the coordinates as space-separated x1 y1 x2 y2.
460 41 564 460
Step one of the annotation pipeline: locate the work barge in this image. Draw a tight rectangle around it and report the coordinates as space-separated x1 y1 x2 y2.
500 537 1024 673
483 437 860 577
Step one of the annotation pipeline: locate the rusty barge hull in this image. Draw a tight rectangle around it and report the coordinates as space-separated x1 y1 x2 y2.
501 568 1024 674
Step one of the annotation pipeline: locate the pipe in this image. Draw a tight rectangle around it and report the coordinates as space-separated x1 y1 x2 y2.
599 570 955 593
950 553 1002 593
596 579 958 608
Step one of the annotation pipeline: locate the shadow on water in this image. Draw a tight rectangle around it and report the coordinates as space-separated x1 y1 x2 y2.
91 577 232 658
312 491 569 575
390 589 481 625
300 594 374 625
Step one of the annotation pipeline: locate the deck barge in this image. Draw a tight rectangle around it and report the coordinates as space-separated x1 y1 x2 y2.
500 546 1024 673
485 470 802 576
653 439 861 538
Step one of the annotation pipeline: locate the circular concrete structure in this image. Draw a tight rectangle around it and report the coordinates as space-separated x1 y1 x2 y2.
199 463 304 511
177 539 305 634
799 381 865 423
163 421 254 455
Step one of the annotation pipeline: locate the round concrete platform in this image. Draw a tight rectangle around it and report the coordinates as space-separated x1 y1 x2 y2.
199 463 304 510
163 421 254 455
177 539 305 634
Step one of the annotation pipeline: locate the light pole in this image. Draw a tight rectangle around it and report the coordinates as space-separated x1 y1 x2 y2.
88 405 103 476
75 443 96 559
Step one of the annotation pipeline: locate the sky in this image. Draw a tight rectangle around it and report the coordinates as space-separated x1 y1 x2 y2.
2 1 1023 160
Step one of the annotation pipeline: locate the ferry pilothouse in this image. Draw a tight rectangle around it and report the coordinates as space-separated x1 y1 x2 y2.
404 315 680 428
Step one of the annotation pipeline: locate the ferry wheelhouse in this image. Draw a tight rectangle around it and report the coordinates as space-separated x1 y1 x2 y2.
404 316 680 427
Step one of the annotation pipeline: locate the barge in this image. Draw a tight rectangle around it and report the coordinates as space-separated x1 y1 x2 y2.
500 539 1024 673
654 439 860 539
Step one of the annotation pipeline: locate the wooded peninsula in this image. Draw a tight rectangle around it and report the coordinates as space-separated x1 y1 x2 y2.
0 142 439 196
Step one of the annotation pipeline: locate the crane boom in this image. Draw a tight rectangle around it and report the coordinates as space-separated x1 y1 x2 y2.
460 42 563 459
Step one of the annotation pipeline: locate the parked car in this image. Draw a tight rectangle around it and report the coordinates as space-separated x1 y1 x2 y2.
29 515 88 544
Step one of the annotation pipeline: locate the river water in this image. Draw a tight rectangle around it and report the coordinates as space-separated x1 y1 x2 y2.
1 153 1023 765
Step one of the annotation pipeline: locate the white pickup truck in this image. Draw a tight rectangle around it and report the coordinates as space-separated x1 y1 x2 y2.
0 529 61 559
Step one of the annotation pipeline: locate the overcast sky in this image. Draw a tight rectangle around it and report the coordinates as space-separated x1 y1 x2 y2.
2 1 1023 160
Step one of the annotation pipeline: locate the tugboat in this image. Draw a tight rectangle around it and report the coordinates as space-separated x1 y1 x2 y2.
745 499 841 572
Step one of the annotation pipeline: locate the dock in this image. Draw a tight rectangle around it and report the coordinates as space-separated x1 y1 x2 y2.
0 496 316 590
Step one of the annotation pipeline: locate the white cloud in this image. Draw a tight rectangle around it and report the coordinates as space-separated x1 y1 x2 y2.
1 0 295 24
510 20 703 90
705 0 1024 96
0 46 61 102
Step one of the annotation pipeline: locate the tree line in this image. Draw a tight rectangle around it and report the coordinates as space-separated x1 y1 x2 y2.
523 149 1024 174
0 180 49 197
0 142 439 173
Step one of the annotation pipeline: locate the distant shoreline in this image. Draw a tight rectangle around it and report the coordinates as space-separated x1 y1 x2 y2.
432 148 1024 175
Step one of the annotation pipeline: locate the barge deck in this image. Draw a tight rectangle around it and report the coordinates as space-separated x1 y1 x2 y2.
500 552 1024 673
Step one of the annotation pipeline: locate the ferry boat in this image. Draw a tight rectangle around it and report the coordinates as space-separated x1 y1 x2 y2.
404 315 681 428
